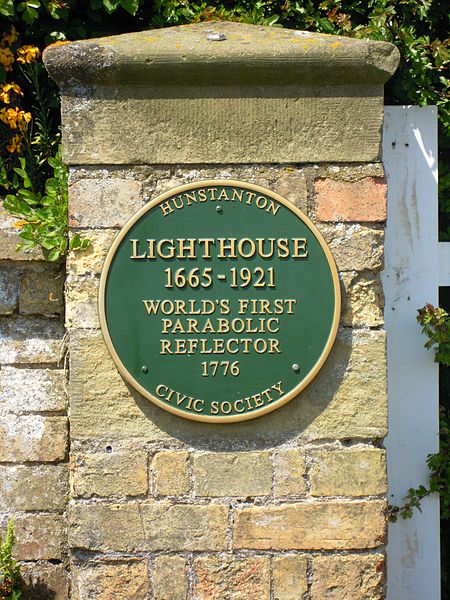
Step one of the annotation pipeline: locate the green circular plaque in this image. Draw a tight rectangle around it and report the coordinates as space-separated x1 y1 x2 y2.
99 180 340 422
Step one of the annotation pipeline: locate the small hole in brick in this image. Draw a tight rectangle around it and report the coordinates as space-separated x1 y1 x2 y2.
105 445 113 453
342 439 352 447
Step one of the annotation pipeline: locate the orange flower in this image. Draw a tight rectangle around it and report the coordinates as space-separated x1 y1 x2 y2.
2 27 19 46
7 134 23 153
16 45 41 64
0 47 14 71
13 219 28 229
0 107 32 130
0 83 23 104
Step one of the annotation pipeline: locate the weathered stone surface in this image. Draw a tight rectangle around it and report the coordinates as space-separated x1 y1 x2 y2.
67 229 117 276
70 327 387 443
0 367 67 414
0 415 68 462
0 208 45 261
315 177 387 222
319 223 384 272
72 449 148 498
192 555 270 600
59 91 384 165
0 317 65 364
72 560 149 600
310 448 387 497
311 554 385 599
341 270 384 327
12 514 66 560
0 267 19 314
272 169 308 213
0 464 68 510
273 449 306 496
152 451 189 497
19 268 64 315
20 561 69 600
234 501 386 550
153 556 187 600
70 503 228 551
273 555 308 600
69 178 142 228
193 452 272 497
65 275 99 329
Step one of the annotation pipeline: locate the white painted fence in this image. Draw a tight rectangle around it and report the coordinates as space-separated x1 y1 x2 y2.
383 106 442 599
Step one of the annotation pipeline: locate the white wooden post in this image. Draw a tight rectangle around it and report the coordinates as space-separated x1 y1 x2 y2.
383 106 440 599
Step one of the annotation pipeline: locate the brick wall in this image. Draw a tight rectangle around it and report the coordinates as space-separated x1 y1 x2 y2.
0 208 69 598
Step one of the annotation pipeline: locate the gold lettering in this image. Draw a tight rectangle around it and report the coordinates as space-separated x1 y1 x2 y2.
130 239 147 259
237 238 256 258
155 384 168 397
160 200 174 216
211 401 219 414
234 399 245 412
266 200 280 216
176 238 196 259
293 238 308 258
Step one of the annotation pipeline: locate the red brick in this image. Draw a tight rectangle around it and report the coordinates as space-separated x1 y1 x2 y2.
315 177 386 222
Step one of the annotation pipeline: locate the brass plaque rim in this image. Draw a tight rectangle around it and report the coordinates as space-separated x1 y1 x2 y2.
98 179 341 423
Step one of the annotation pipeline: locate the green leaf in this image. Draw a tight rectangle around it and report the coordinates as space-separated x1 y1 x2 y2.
0 0 14 16
47 247 61 261
120 0 139 15
102 0 120 13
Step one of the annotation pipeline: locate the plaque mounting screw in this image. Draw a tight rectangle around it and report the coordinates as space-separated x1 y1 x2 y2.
216 206 223 213
292 363 300 373
142 366 148 373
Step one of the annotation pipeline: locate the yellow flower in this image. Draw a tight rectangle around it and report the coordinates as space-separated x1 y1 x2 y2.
0 107 32 130
13 219 28 229
7 134 23 153
0 83 23 104
0 47 14 71
16 45 41 64
2 27 19 46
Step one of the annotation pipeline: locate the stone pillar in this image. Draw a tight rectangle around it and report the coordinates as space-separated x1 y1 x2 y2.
44 22 399 599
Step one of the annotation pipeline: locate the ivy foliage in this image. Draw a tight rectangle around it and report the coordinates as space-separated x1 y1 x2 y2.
0 518 20 600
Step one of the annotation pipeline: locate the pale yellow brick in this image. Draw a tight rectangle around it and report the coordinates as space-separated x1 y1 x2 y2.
193 555 270 600
11 514 66 560
0 317 65 364
0 464 68 510
310 448 387 497
273 449 306 496
69 178 142 228
319 223 384 271
67 229 117 277
72 449 148 497
19 268 64 315
70 503 228 552
234 501 386 550
72 560 149 600
194 452 272 497
273 555 308 600
20 561 69 600
341 271 384 327
152 451 189 496
272 169 308 213
0 415 68 462
0 367 66 414
153 556 188 600
311 554 385 599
